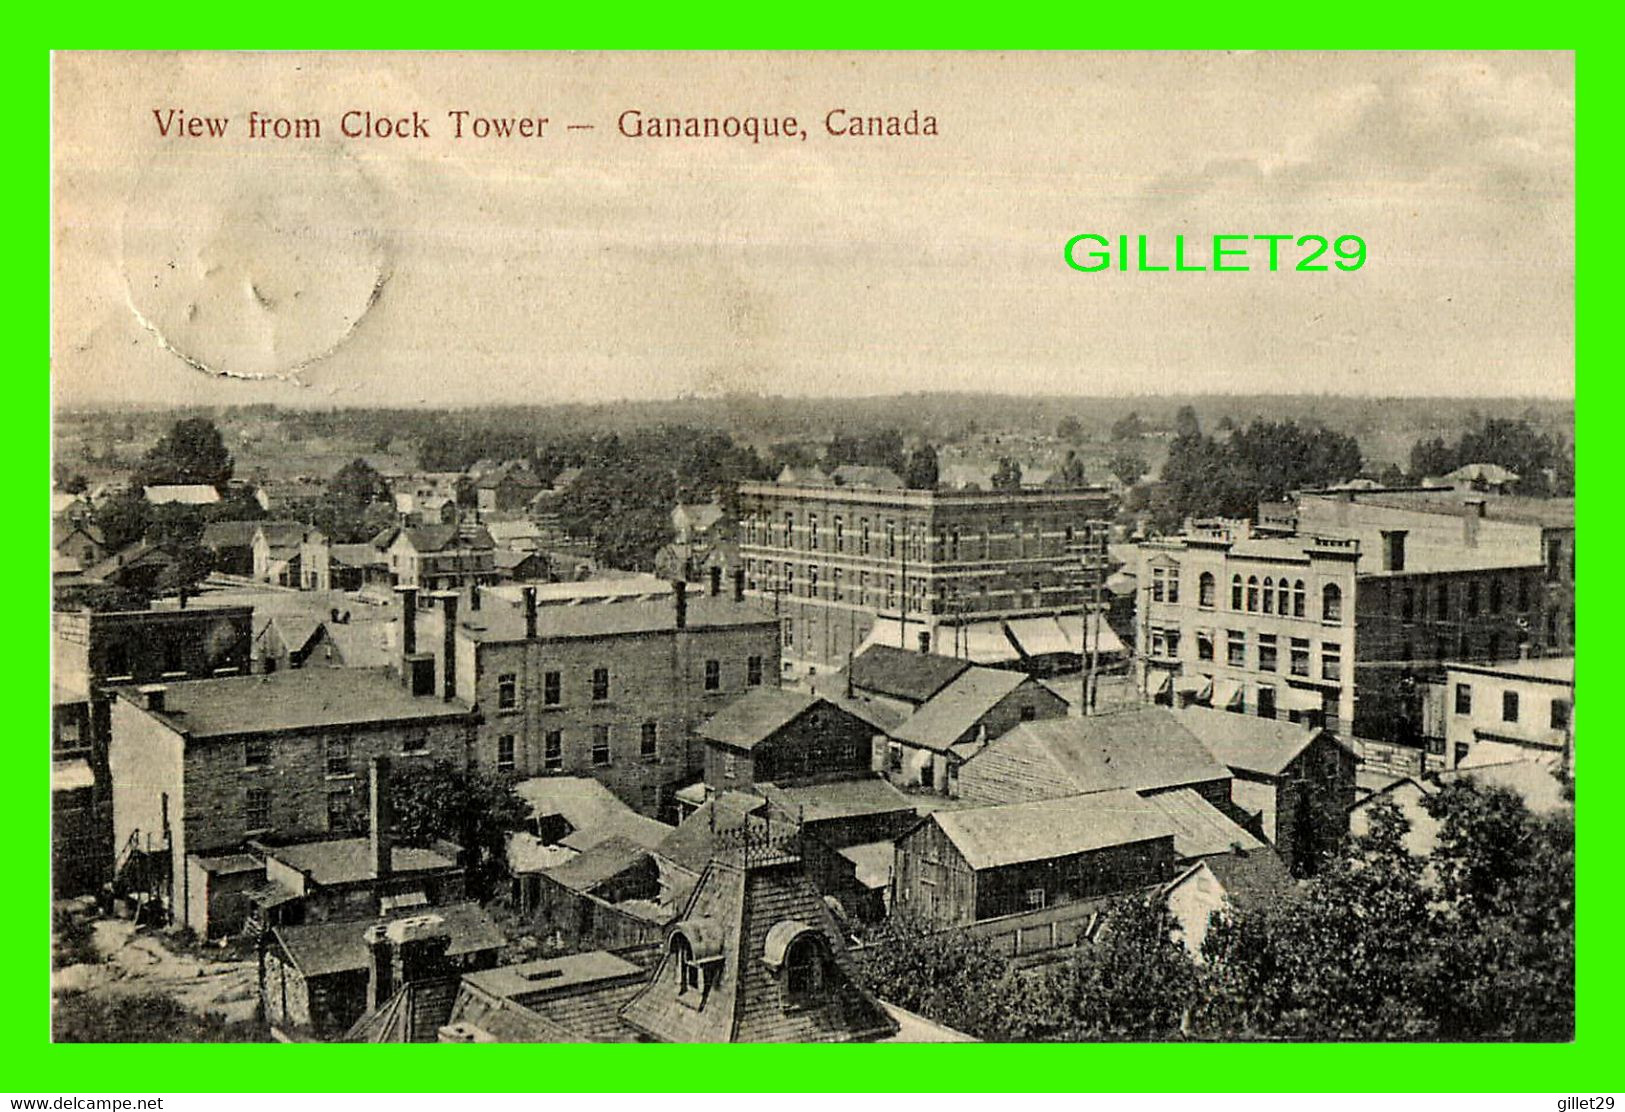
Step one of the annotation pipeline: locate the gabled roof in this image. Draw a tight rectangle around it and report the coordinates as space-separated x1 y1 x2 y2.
83 541 177 581
757 777 918 824
267 837 456 887
1175 706 1326 778
619 850 898 1043
273 903 503 979
697 688 889 751
345 976 463 1043
143 484 220 505
393 525 495 553
200 520 262 548
1143 788 1264 859
957 707 1231 804
892 667 1032 751
254 521 308 554
928 789 1176 870
541 835 652 893
848 645 971 705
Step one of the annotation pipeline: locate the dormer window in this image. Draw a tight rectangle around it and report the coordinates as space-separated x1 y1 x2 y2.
668 919 724 1007
762 919 828 1009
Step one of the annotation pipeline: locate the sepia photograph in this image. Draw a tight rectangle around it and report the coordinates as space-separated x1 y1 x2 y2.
49 50 1574 1047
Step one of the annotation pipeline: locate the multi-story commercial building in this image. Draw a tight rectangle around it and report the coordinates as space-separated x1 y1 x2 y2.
107 667 475 925
735 470 1115 671
1136 526 1361 731
377 524 498 593
409 575 782 818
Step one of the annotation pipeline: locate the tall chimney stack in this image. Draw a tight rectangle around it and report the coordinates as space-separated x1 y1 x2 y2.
370 756 393 880
1380 530 1407 573
439 591 459 701
733 567 746 602
709 565 723 596
1463 498 1486 548
469 583 481 612
523 585 538 640
673 580 688 630
396 586 418 656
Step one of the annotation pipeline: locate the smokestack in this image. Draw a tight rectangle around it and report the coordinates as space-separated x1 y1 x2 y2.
523 585 538 640
1463 498 1486 548
673 580 688 629
733 567 746 602
396 586 418 656
469 583 481 612
439 592 459 701
709 565 723 596
365 923 394 1013
1380 530 1407 573
140 684 167 713
370 756 393 881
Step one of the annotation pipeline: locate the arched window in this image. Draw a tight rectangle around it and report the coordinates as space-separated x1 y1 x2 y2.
785 936 824 999
1231 575 1243 610
1322 583 1343 623
673 935 701 996
1262 577 1275 614
1198 572 1216 609
1293 580 1306 618
1277 580 1290 615
1246 576 1260 612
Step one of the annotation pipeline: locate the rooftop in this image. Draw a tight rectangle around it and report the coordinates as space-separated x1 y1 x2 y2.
1144 788 1265 859
118 666 471 738
267 837 457 887
931 789 1176 870
273 902 504 979
757 777 918 824
1446 654 1574 685
1174 706 1327 778
456 591 776 644
460 951 643 1004
848 645 971 704
892 667 1031 751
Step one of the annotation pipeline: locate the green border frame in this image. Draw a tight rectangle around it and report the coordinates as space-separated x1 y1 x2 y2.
27 23 1613 1092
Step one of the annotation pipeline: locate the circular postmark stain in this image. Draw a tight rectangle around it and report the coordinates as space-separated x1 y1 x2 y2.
119 143 391 386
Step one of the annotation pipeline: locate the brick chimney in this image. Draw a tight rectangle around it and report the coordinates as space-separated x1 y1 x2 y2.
523 585 538 640
1463 498 1486 548
369 756 393 881
673 580 688 630
1380 530 1407 573
396 586 418 656
139 684 167 713
363 914 452 1012
439 592 459 702
709 565 723 596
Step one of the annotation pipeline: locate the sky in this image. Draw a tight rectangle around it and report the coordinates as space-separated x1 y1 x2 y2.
51 51 1574 409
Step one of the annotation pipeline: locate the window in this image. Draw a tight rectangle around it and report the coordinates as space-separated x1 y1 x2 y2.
1402 587 1414 622
1025 887 1048 910
704 659 721 691
808 566 818 597
59 718 81 746
1321 643 1342 683
783 618 794 649
1231 575 1243 610
498 673 518 709
106 644 131 679
1019 704 1038 722
1277 580 1290 615
1152 567 1166 603
1167 568 1180 604
592 667 610 702
724 752 737 780
747 655 763 686
1246 576 1260 612
641 721 658 759
544 670 561 706
1198 572 1216 609
1546 537 1563 582
497 734 516 771
1258 634 1278 673
885 520 896 558
808 515 818 551
887 743 902 773
1436 583 1450 620
1518 576 1531 611
1227 630 1246 668
783 512 794 546
1197 630 1215 662
1551 699 1571 730
1454 683 1472 715
1290 638 1310 677
326 735 352 777
1293 580 1306 618
785 565 794 596
1489 578 1503 613
162 640 184 675
860 519 870 555
1256 684 1276 719
327 788 355 834
544 730 563 772
833 516 843 552
401 729 429 755
1466 582 1480 617
245 737 270 768
1262 577 1275 614
245 788 272 832
676 935 706 998
832 567 843 601
784 936 824 1000
1502 690 1520 723
1322 583 1343 623
592 724 611 766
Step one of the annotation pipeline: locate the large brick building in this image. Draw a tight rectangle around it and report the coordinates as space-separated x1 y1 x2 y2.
408 577 781 817
108 667 475 925
735 470 1115 671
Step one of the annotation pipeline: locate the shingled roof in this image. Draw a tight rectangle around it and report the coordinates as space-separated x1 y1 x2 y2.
273 903 504 979
848 645 971 705
928 789 1177 871
1174 706 1327 778
697 688 890 751
956 707 1232 805
891 667 1031 752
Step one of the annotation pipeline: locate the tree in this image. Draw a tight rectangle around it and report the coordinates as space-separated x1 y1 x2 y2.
381 760 532 901
53 463 88 494
135 417 234 490
53 991 265 1043
1109 449 1146 488
1056 449 1087 487
1174 405 1202 439
1056 415 1083 443
1110 411 1145 442
903 444 940 490
990 457 1023 492
314 458 394 543
328 458 393 506
853 916 1013 1038
92 490 150 551
1044 895 1196 1040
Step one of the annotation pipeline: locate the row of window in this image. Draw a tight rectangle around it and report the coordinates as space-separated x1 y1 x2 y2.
1453 683 1572 729
1396 576 1537 623
1159 570 1344 624
245 785 364 836
497 721 663 772
745 514 1092 562
243 730 433 773
494 656 765 711
749 562 1058 609
1171 628 1344 682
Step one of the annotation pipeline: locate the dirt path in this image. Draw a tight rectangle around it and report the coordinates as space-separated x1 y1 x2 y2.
51 921 259 1024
